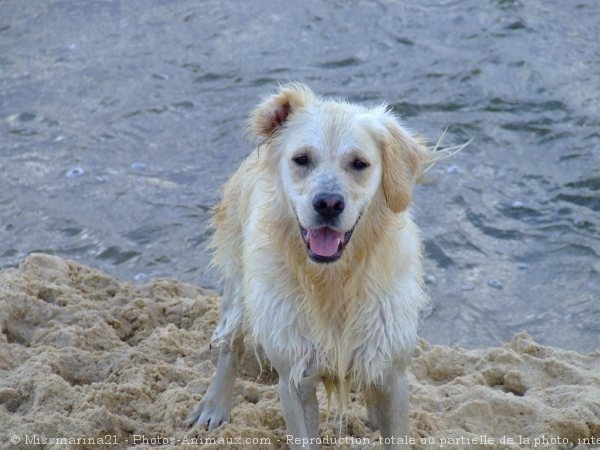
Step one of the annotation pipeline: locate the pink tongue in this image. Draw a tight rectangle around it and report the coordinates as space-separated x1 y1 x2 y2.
308 228 343 257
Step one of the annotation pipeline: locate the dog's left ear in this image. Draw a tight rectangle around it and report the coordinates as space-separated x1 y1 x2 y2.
248 83 315 141
376 111 431 213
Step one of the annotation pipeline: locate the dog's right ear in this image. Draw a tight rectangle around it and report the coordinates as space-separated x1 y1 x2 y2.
248 83 315 141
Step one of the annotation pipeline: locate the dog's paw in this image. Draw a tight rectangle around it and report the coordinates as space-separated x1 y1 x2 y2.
184 398 231 431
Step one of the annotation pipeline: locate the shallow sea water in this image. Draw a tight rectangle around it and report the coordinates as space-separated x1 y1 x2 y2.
1 0 598 351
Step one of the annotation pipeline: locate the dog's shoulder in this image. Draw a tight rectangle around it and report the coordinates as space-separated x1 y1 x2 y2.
210 148 269 272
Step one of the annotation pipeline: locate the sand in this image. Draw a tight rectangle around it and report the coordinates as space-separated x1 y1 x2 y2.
0 254 598 449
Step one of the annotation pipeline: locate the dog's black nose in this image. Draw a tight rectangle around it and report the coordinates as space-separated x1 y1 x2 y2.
313 193 345 219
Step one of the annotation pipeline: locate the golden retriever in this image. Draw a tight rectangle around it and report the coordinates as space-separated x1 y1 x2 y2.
188 83 430 449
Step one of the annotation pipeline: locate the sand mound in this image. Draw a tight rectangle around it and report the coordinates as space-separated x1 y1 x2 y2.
1 254 598 449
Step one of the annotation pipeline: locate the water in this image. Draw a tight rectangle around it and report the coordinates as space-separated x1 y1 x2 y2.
1 0 598 352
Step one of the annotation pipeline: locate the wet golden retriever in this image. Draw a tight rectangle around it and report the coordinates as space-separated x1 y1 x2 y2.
188 83 430 449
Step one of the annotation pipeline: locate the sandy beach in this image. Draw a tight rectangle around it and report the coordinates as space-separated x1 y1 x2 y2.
1 254 598 449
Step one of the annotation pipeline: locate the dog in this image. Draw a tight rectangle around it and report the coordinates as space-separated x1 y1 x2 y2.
187 83 430 449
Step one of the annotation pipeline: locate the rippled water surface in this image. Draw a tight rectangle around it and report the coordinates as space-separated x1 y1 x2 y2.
1 0 598 351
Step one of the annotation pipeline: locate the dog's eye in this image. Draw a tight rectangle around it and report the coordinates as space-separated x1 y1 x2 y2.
351 158 369 170
293 154 309 166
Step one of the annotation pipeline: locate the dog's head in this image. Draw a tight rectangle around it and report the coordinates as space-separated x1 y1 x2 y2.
249 83 429 264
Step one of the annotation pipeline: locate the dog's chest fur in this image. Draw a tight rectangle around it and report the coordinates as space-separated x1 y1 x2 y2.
240 188 425 387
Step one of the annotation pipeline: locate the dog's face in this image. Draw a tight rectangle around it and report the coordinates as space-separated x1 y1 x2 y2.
279 107 383 263
250 84 428 264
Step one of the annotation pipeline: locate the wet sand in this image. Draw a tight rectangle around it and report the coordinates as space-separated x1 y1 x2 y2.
1 254 598 449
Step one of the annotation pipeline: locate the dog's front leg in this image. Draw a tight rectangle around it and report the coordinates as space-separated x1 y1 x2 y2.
185 332 244 431
365 369 410 450
277 366 320 450
186 280 244 431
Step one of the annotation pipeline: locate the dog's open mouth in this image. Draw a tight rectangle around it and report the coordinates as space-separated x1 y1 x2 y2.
299 225 354 263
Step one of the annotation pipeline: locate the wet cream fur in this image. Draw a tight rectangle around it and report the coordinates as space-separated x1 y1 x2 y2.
188 83 431 449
